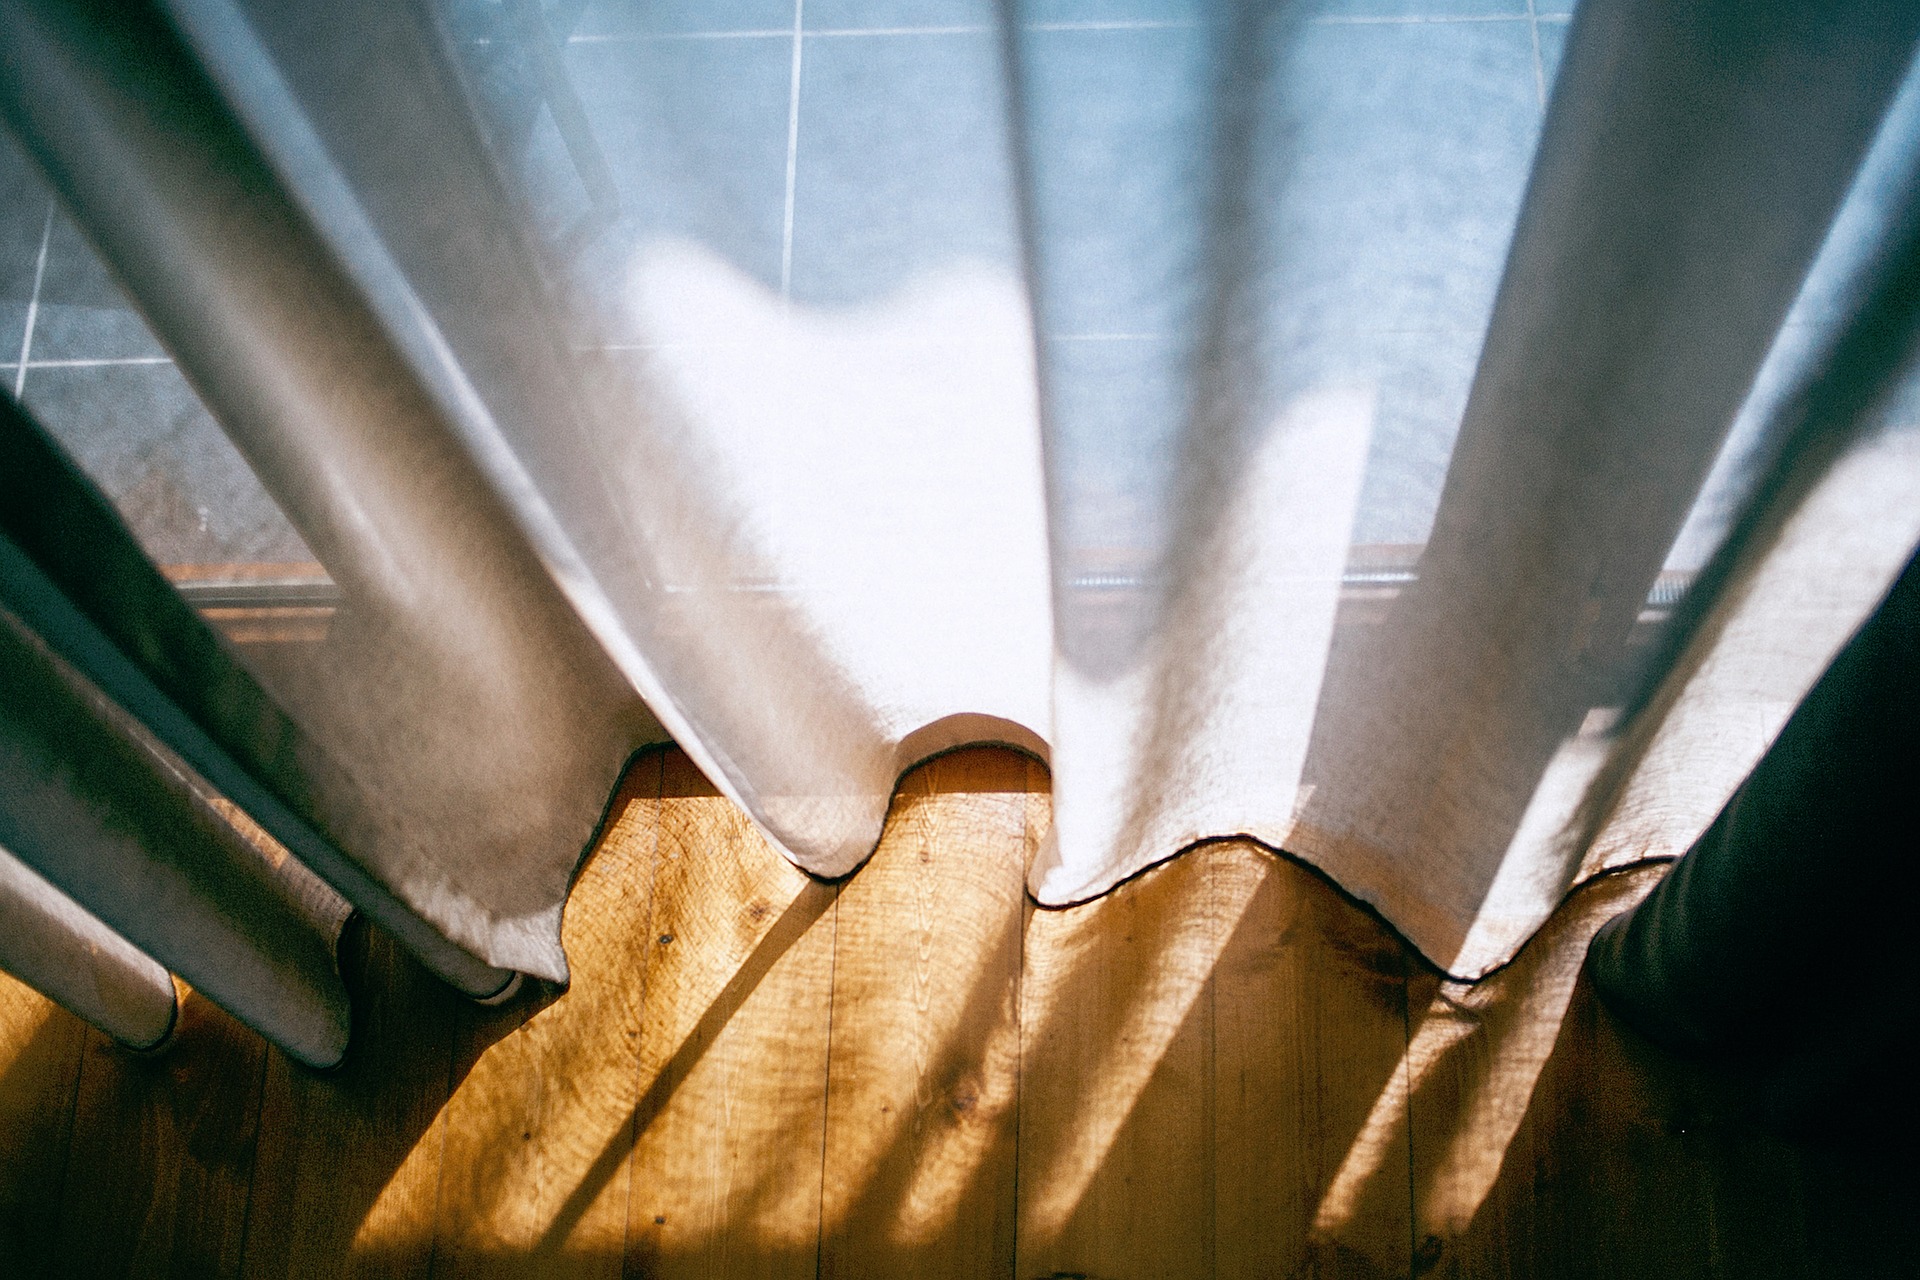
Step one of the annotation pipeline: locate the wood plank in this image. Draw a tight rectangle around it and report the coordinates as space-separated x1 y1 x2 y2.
1406 870 1669 1280
240 916 467 1280
817 748 1038 1280
1212 842 1416 1280
16 744 1920 1278
0 971 88 1270
1015 841 1222 1280
428 751 665 1278
1794 1144 1919 1280
58 987 268 1276
623 748 839 1280
1418 864 1903 1280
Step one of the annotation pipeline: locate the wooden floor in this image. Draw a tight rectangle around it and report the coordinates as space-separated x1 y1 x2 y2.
0 746 1912 1278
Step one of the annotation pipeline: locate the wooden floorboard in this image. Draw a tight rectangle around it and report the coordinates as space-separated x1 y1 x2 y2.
0 972 87 1273
429 754 663 1278
2 745 1915 1277
622 749 837 1280
59 988 267 1276
1211 842 1418 1280
816 749 1033 1280
1015 845 1221 1280
242 920 462 1280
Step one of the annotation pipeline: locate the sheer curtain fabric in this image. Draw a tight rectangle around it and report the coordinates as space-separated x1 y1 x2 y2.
3 0 1919 1059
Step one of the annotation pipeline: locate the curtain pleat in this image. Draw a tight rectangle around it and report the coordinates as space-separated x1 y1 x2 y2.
1577 91 1920 892
0 846 177 1051
0 0 657 989
1287 0 1920 974
0 548 348 1067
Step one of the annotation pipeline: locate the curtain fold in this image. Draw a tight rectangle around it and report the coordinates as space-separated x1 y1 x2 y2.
0 534 349 1067
0 845 178 1052
1282 0 1920 974
4 0 1920 1057
0 0 658 990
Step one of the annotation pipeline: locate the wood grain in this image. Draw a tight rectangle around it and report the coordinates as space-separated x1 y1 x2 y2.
243 918 466 1280
1015 844 1221 1280
817 749 1037 1280
0 972 88 1271
1211 842 1415 1280
1408 866 1920 1280
1 746 1914 1277
429 754 663 1278
622 749 839 1280
59 988 268 1276
1407 869 1671 1280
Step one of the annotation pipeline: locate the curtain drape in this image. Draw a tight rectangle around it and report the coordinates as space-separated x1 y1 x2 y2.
3 0 1920 1057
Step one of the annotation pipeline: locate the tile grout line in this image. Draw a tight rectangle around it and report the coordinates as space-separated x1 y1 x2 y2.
13 202 54 399
1312 12 1529 24
811 24 990 36
561 15 1535 42
19 356 176 369
566 29 790 43
779 0 805 304
1525 0 1548 109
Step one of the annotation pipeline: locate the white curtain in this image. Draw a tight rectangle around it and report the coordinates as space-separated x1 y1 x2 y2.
401 0 1920 977
4 0 1920 1051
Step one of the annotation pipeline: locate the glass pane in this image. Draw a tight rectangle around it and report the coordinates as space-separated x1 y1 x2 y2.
0 132 333 688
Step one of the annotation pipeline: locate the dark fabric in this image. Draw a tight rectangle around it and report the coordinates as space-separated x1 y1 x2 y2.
1588 549 1920 1126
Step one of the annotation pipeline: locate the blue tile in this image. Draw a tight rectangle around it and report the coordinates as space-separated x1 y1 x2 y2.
788 30 1021 305
1309 0 1526 18
571 0 793 37
805 0 993 30
1019 14 1539 554
0 303 23 371
1247 22 1539 540
30 214 168 361
1016 0 1200 26
1015 23 1216 340
559 32 795 323
1344 325 1488 546
0 137 51 364
1258 20 1541 339
1040 334 1190 554
1535 13 1569 88
21 365 313 566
